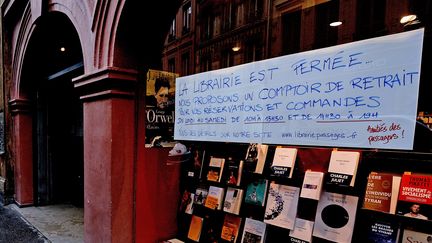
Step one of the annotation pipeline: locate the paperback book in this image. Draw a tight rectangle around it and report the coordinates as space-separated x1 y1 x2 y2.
300 171 324 200
240 218 267 243
207 157 225 182
396 173 432 221
264 182 300 230
401 229 432 243
188 215 204 242
244 179 269 206
325 150 360 187
224 187 244 215
270 147 297 178
363 172 401 214
223 157 244 186
313 192 359 243
244 144 268 174
366 218 400 243
288 218 314 243
205 186 225 210
221 214 242 242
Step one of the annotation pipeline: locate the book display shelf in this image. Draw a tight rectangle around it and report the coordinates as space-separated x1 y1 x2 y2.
168 142 432 243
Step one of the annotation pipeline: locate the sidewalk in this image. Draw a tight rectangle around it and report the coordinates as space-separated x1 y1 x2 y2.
0 203 49 243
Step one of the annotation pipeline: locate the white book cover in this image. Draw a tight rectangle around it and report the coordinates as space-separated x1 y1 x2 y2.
264 183 300 230
204 186 225 210
289 218 314 243
401 229 432 243
271 147 297 178
256 144 269 174
327 150 360 187
241 218 267 243
223 187 244 215
300 171 324 200
313 192 359 243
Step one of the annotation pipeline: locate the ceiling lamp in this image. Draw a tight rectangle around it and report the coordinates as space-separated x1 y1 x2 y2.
400 15 417 24
329 21 342 27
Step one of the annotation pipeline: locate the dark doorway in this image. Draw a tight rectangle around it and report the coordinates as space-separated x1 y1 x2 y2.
22 13 84 206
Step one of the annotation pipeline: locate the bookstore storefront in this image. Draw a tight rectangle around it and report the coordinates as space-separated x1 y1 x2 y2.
161 1 432 243
2 0 432 242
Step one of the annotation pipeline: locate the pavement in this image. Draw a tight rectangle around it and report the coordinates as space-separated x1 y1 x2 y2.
0 203 49 243
0 194 84 243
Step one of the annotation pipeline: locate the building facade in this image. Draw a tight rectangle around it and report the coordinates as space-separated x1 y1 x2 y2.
0 0 431 242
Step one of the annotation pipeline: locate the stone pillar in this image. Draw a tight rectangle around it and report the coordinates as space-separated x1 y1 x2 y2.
9 98 33 206
73 67 137 243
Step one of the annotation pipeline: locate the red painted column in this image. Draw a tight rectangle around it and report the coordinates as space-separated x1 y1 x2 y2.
74 68 137 243
9 98 34 206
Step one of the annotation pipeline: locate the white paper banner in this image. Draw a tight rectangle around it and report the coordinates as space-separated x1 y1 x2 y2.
174 29 424 150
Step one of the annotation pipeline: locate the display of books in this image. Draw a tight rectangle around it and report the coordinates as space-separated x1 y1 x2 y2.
244 179 269 206
325 150 360 187
270 147 297 178
396 173 432 221
264 182 300 230
240 218 267 243
363 172 401 214
174 142 431 242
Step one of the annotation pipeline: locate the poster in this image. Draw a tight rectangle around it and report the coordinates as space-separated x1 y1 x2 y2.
145 69 178 146
174 29 424 150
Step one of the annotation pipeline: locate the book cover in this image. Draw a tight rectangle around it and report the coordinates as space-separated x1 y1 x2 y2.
194 187 208 205
241 218 267 243
188 149 205 179
288 218 314 243
244 179 269 206
313 192 359 243
396 173 432 221
264 182 300 230
244 144 268 174
221 214 242 242
366 218 400 243
207 157 225 182
326 150 360 187
179 190 193 213
223 157 244 186
363 172 401 214
205 186 225 210
401 229 432 243
300 171 324 200
224 187 244 215
188 215 204 242
164 239 184 243
270 147 297 178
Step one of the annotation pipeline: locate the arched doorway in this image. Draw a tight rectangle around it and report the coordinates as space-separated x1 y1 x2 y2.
21 12 84 206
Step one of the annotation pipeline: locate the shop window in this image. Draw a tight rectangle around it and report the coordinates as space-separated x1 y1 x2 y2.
355 0 386 40
181 52 190 76
169 18 176 41
314 0 339 49
182 2 192 34
236 3 245 27
168 58 175 73
282 10 301 55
